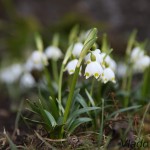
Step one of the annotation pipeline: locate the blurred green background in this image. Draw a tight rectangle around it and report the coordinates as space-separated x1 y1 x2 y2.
0 0 150 64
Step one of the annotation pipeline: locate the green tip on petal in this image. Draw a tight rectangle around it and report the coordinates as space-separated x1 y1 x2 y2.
94 73 99 79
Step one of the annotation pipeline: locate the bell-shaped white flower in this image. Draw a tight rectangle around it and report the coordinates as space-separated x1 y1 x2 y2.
66 59 79 75
84 61 103 79
72 42 83 58
25 51 48 71
0 64 23 84
133 55 150 72
117 62 127 78
31 51 47 65
102 68 116 83
84 49 102 64
45 46 63 60
130 47 144 63
20 72 35 88
101 53 117 72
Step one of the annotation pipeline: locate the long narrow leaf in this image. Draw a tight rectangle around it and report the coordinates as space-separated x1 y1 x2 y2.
67 107 100 124
107 105 142 119
44 110 57 127
85 89 95 106
67 117 92 134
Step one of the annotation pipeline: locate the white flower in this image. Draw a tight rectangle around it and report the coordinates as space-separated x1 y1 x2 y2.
102 68 116 83
31 51 48 65
84 61 103 79
66 59 78 75
45 46 63 60
133 55 150 72
101 53 117 71
130 47 144 63
116 62 127 78
72 42 83 58
20 72 35 88
0 64 23 84
84 49 102 64
25 51 48 71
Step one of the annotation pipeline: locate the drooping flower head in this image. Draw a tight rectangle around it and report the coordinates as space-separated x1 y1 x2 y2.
84 49 103 64
66 59 79 75
130 47 144 63
72 42 84 58
0 63 23 84
101 53 117 72
25 50 48 71
45 46 63 61
84 61 103 79
102 68 116 83
20 72 35 88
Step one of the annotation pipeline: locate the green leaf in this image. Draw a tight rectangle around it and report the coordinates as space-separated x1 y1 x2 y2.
67 107 100 124
67 117 92 134
108 105 142 119
76 94 88 108
44 110 57 127
85 89 95 106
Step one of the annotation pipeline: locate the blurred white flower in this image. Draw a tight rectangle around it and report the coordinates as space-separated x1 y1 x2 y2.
45 46 63 60
84 61 103 79
133 55 150 72
130 47 144 63
31 51 48 65
25 51 48 71
101 53 117 72
66 59 79 75
72 42 83 58
0 64 23 84
20 72 35 88
116 62 127 78
84 49 102 64
102 68 116 83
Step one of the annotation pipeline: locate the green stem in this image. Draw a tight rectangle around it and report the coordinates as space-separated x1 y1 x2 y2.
61 67 80 136
52 60 59 84
99 98 104 145
124 67 133 107
97 81 102 103
90 78 95 97
58 64 65 102
44 67 54 99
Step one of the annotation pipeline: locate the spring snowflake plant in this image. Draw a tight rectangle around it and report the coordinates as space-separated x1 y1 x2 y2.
24 26 120 141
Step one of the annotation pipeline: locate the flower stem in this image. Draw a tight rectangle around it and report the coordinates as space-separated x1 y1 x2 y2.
44 67 54 99
99 98 104 145
52 60 59 84
60 66 80 136
90 78 95 97
124 67 133 107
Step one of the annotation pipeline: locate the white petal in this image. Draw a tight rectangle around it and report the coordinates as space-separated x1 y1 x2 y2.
84 49 102 64
85 61 103 79
20 73 35 88
117 62 127 78
130 47 144 62
66 59 78 75
45 46 63 60
102 68 115 83
72 42 83 58
0 64 23 84
133 55 150 72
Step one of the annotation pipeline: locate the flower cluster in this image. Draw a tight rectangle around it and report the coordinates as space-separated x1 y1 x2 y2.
66 43 116 84
0 45 63 88
130 47 150 72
